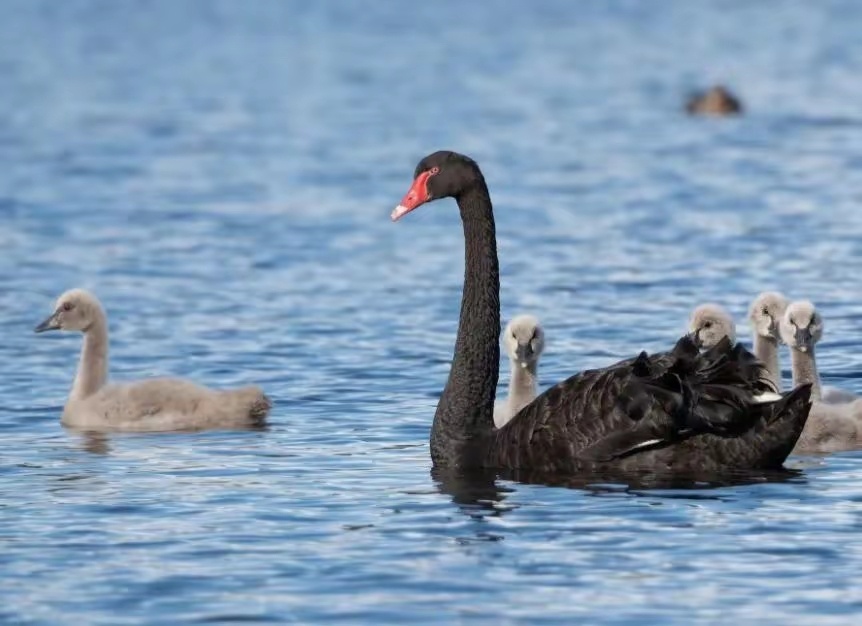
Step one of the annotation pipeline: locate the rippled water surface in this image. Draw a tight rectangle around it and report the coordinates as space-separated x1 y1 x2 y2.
2 1 862 623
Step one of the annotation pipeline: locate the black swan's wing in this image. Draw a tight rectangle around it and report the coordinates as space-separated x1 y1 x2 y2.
487 337 808 473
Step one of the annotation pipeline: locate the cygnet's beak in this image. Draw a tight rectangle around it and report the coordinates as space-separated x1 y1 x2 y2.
795 327 812 352
34 312 60 333
515 343 534 366
767 318 780 339
687 330 703 349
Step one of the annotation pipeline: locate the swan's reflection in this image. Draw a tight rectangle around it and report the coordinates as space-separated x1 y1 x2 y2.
80 432 111 454
435 465 807 515
74 423 269 455
497 466 806 494
432 467 515 519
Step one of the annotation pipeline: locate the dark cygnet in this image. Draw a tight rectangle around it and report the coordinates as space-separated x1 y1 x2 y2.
686 85 743 116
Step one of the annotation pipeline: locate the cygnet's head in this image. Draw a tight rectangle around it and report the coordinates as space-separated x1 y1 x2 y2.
779 300 823 353
35 289 104 334
749 291 789 341
503 315 545 369
688 304 735 349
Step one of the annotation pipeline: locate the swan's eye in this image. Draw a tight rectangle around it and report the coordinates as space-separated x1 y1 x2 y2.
429 166 440 175
62 302 73 312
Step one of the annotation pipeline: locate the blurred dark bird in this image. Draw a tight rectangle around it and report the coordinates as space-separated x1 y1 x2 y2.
686 85 743 116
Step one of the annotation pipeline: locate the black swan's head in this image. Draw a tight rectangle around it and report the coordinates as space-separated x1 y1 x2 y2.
392 151 484 221
779 300 823 353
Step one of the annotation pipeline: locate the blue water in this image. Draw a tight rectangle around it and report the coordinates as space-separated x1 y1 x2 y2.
2 0 862 623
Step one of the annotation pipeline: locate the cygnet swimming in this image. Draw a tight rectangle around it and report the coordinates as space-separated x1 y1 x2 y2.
493 315 545 428
688 302 781 403
35 288 271 432
688 303 736 350
748 291 788 392
780 300 861 453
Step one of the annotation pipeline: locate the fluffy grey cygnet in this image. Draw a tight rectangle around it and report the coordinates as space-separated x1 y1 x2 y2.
780 300 860 453
35 288 271 432
748 291 788 392
688 304 736 350
493 315 545 428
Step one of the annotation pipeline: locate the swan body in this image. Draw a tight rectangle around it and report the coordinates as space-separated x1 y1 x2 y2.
780 300 861 453
494 315 544 428
393 151 811 474
36 289 271 432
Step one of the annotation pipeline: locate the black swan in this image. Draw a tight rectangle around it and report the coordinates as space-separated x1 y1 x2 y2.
392 150 812 473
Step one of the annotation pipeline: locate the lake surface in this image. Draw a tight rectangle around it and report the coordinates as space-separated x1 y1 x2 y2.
2 0 862 623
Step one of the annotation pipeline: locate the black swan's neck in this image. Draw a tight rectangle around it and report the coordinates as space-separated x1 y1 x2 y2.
431 183 500 467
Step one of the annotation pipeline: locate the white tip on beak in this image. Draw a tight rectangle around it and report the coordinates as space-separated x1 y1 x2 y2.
519 361 528 369
391 204 411 222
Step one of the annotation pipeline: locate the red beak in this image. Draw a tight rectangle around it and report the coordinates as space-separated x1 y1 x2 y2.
391 170 435 221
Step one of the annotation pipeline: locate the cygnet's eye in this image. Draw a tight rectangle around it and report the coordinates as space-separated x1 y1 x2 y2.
703 321 713 329
762 306 769 316
62 302 73 312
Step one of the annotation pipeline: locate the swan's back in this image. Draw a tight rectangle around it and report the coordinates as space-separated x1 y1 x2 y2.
62 378 271 432
488 337 811 473
793 400 861 453
821 386 859 405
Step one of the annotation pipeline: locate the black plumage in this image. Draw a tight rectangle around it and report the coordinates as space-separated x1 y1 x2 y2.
393 150 812 474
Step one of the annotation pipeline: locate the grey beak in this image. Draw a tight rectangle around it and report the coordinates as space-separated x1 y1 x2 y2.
515 343 534 363
34 312 60 333
795 327 811 351
768 318 779 338
688 330 703 349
